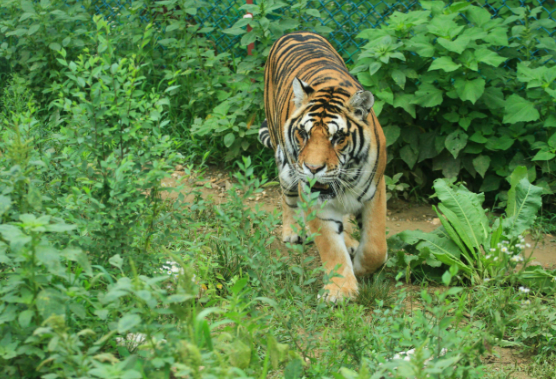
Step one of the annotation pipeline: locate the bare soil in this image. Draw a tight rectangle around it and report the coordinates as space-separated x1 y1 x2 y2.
162 166 556 270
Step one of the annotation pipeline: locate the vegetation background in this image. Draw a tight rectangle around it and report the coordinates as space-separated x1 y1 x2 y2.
1 0 556 378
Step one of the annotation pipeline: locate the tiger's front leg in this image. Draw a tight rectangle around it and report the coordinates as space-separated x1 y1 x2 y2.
307 210 358 301
353 178 388 276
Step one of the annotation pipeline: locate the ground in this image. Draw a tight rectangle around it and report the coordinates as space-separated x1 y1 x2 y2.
162 165 556 378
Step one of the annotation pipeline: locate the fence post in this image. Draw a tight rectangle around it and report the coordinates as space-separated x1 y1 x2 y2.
245 0 254 55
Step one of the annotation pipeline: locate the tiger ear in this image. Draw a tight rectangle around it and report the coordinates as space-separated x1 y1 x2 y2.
292 77 314 108
349 90 374 121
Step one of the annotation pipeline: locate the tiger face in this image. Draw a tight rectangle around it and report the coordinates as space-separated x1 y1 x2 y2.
284 78 374 200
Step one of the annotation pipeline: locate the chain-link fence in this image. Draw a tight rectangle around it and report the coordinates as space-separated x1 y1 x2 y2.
92 0 556 61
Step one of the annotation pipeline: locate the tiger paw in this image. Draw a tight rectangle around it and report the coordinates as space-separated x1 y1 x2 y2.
320 276 358 303
345 234 359 257
282 225 304 244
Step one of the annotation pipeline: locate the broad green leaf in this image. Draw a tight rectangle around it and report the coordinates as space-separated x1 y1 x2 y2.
454 78 485 104
405 35 435 57
506 166 528 218
414 233 472 274
482 87 505 109
400 145 418 169
483 27 508 46
503 178 543 237
531 150 555 161
436 204 478 262
433 179 489 249
393 93 416 118
503 94 540 124
118 314 141 333
223 133 235 148
369 62 382 76
472 155 490 178
445 129 468 159
466 6 492 28
382 125 400 147
474 48 506 67
437 36 470 54
485 135 514 151
391 69 406 89
36 289 65 318
411 84 443 107
480 174 502 192
429 56 461 72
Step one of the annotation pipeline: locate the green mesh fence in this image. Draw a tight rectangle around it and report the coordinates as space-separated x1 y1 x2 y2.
192 0 556 61
89 0 556 61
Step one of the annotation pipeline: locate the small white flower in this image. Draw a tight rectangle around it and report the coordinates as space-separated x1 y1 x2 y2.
486 255 491 259
493 257 499 261
497 243 502 248
522 300 531 306
526 243 531 248
489 248 496 252
519 286 530 293
511 255 524 263
484 278 491 282
501 247 508 253
502 240 509 245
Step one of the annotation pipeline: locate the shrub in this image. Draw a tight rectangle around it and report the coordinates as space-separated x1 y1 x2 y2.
353 2 556 202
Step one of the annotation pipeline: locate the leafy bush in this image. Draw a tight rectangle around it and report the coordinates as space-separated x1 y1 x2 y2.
353 2 556 201
389 166 556 288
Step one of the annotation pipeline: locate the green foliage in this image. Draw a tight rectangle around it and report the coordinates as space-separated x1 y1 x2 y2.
390 168 556 288
353 2 556 199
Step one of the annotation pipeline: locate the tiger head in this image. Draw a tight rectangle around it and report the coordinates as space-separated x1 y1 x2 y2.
285 77 375 198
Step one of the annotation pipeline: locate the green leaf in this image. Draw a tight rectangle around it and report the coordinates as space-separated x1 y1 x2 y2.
482 87 505 109
466 6 492 28
383 125 400 147
483 27 508 46
109 254 123 270
28 24 40 35
405 35 435 57
504 178 543 237
0 195 11 217
36 289 65 318
485 135 514 151
429 56 461 72
223 133 235 148
369 62 382 76
400 145 418 169
118 314 141 333
285 359 304 379
391 69 406 89
437 36 470 54
412 84 443 107
49 42 61 51
503 94 540 124
393 93 416 118
433 179 489 249
305 9 320 18
454 78 485 104
531 150 556 161
474 48 506 67
445 129 468 159
18 310 34 328
472 155 490 178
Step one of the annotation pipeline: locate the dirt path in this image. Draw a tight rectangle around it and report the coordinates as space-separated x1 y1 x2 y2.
162 166 556 269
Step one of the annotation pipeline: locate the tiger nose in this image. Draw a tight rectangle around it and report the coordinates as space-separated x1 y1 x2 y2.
305 163 325 174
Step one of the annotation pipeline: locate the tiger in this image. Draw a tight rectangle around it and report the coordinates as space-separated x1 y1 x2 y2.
259 32 388 302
